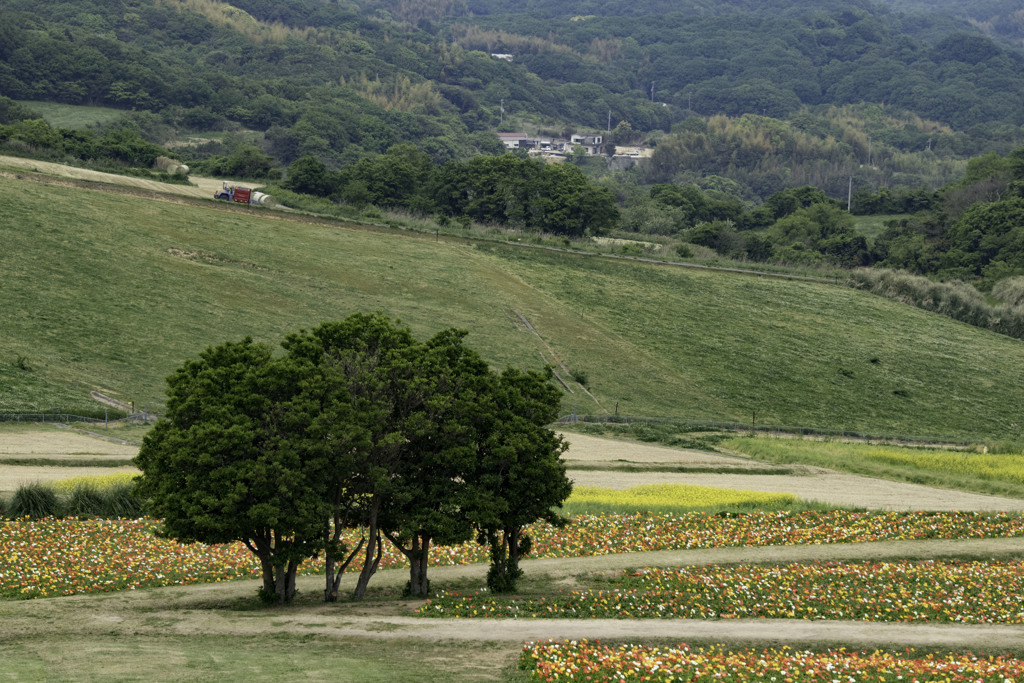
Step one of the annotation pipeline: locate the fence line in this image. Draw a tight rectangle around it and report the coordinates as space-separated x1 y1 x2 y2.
555 413 976 447
0 412 158 426
0 411 975 447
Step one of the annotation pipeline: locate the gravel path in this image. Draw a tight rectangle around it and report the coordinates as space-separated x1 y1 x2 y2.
5 538 1024 653
568 468 1024 511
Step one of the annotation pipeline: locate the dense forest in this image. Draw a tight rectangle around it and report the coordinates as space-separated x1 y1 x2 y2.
3 0 1024 158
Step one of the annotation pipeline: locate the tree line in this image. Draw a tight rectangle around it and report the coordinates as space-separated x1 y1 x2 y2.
133 313 573 604
286 145 620 236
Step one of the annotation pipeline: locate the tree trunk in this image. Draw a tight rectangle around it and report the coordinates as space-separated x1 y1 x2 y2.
353 497 384 600
409 533 431 596
244 537 277 598
485 526 526 593
325 526 364 602
383 529 432 597
507 526 521 571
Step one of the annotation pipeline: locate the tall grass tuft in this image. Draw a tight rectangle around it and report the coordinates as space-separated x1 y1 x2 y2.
847 268 1024 340
7 483 61 519
101 482 144 518
65 484 105 517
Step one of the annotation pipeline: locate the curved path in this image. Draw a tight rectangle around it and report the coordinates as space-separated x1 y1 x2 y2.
5 538 1024 654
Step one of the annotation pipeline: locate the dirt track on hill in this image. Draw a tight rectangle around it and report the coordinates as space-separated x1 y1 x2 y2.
0 155 223 198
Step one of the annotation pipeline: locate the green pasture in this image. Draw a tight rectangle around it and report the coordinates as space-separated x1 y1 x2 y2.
5 177 1024 438
852 214 904 245
15 101 127 129
724 437 1024 499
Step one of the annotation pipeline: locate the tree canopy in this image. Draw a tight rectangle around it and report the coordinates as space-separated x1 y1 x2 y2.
134 313 572 603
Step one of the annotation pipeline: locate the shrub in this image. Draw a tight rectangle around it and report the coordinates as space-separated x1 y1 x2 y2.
7 483 61 518
101 483 144 518
992 276 1024 308
66 484 105 517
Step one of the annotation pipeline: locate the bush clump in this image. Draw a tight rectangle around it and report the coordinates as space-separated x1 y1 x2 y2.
2 479 144 519
66 484 105 518
7 483 61 518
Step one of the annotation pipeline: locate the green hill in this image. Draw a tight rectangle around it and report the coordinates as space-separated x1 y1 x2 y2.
4 174 1024 440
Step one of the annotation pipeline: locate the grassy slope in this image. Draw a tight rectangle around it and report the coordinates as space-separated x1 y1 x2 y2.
15 101 127 129
4 176 1024 438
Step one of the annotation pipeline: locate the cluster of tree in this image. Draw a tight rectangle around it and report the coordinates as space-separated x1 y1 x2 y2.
634 109 977 204
0 101 174 169
620 183 870 267
134 313 573 604
286 146 620 236
874 147 1024 285
874 0 1024 50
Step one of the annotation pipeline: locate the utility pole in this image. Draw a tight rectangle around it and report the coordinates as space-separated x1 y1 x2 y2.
499 98 503 125
607 109 611 132
650 81 655 102
848 176 853 212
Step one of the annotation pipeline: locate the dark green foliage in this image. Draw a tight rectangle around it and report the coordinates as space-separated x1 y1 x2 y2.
135 337 330 604
473 367 572 593
101 482 144 519
874 146 1024 284
191 145 281 181
284 156 331 197
0 96 39 125
433 154 619 236
66 484 105 518
7 483 60 519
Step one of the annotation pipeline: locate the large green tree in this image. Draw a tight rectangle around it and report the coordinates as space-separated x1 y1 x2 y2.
134 338 328 605
472 367 572 593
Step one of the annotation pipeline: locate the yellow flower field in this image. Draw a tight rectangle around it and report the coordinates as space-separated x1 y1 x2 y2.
49 472 137 493
566 483 797 513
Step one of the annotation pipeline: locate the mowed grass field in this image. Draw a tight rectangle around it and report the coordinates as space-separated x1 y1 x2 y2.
5 175 1024 438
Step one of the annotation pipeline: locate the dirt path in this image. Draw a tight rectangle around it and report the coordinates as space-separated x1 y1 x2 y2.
4 538 1024 652
561 432 775 468
0 155 223 198
567 468 1024 511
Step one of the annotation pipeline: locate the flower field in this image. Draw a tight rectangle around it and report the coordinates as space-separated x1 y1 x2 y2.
3 510 1024 599
421 559 1024 623
566 484 796 512
520 641 1024 682
49 472 136 493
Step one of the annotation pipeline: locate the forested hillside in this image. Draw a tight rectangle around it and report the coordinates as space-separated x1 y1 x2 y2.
2 0 1023 164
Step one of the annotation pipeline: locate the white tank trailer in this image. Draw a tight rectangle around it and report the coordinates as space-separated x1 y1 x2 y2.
213 181 276 206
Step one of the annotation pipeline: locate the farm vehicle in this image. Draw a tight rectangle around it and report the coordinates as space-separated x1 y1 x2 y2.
214 182 274 206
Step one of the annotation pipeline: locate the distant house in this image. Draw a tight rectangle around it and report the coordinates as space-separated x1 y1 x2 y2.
498 133 529 149
491 53 514 62
570 133 604 155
